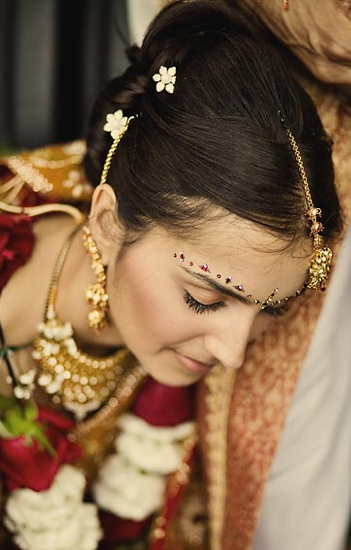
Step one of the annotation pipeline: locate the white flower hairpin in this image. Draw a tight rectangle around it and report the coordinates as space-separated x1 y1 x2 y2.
103 109 128 140
152 66 176 94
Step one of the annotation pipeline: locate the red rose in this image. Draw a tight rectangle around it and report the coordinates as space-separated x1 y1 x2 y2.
0 213 35 292
0 406 81 492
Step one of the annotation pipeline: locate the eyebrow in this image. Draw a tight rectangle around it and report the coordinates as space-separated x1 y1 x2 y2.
181 266 253 305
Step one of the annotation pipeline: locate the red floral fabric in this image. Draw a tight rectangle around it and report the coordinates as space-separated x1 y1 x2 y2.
0 213 35 293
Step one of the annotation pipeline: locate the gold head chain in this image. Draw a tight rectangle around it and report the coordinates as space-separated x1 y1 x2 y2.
286 128 333 290
100 116 135 186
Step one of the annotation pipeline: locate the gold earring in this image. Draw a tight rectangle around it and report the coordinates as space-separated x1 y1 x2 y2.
82 225 109 331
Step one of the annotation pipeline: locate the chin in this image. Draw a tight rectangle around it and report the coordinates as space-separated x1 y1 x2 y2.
147 368 202 388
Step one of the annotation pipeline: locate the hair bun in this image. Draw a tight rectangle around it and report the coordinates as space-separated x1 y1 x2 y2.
141 0 252 70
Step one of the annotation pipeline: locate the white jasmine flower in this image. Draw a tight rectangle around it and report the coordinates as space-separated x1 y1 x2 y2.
93 455 165 521
115 415 194 474
118 413 195 441
103 110 128 140
5 465 102 550
116 431 181 474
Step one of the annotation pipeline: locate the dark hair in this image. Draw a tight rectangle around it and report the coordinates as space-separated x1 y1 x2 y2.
84 0 342 247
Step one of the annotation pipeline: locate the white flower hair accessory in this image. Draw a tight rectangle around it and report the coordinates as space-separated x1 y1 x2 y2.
103 109 128 140
152 66 176 94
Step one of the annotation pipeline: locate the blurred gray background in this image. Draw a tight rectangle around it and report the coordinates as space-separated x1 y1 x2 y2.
0 0 158 150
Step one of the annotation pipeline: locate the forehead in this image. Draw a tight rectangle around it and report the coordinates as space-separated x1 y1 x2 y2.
151 215 311 302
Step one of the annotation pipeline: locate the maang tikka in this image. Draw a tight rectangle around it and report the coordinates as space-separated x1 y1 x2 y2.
82 225 109 331
279 111 333 291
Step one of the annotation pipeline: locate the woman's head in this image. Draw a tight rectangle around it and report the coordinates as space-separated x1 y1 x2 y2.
84 0 341 247
82 0 342 385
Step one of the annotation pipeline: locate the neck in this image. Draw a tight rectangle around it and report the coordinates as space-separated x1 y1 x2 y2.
54 223 124 353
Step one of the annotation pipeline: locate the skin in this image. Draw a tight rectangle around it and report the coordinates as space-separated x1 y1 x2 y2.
86 185 311 386
0 184 312 391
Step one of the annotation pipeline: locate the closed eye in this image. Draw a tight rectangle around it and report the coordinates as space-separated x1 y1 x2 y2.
261 304 289 317
184 292 225 314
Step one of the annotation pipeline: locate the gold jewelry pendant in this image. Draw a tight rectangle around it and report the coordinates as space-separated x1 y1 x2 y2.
83 225 109 331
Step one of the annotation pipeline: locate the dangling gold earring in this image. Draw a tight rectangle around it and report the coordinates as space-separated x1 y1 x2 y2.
82 225 109 331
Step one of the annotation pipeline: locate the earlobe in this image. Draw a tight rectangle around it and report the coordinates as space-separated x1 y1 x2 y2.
88 184 120 266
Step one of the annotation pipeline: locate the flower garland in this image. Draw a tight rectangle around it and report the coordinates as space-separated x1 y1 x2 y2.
0 379 196 550
5 465 102 550
93 413 195 521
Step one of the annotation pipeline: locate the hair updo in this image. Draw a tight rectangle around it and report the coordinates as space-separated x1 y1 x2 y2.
83 0 342 246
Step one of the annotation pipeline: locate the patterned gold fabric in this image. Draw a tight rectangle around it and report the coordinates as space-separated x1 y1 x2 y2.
0 140 91 205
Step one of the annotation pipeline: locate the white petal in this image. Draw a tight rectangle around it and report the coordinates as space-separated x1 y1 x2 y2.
168 66 176 76
152 73 161 82
156 81 164 92
159 66 167 75
114 110 123 120
165 83 174 94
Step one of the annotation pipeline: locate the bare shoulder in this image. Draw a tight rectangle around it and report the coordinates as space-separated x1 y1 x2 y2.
0 215 76 346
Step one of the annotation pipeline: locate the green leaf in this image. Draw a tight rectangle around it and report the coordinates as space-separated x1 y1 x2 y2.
24 399 38 421
0 398 56 456
0 419 13 438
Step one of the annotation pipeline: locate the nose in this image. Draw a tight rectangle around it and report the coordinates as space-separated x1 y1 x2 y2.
204 310 256 370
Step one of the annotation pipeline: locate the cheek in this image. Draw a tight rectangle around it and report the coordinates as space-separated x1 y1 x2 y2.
111 264 192 344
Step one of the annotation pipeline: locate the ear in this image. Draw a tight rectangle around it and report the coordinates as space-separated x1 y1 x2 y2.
88 184 123 266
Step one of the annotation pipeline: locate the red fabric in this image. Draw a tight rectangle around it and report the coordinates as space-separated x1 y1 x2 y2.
131 377 195 426
0 213 35 292
99 512 150 546
0 406 81 492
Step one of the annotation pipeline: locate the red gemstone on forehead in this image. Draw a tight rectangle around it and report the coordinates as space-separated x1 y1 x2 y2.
200 264 210 272
180 253 185 261
225 277 232 284
234 285 244 292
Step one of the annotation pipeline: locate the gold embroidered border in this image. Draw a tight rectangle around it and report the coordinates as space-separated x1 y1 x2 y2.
205 365 237 550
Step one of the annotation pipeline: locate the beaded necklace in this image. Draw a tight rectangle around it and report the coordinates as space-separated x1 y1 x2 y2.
32 224 131 421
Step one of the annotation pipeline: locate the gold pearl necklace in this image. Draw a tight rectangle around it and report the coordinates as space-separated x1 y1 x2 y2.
32 224 129 421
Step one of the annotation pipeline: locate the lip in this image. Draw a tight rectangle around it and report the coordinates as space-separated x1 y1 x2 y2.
174 352 214 374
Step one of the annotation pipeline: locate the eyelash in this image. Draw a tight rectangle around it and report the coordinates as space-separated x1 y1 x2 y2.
184 291 289 317
184 292 224 314
261 305 289 317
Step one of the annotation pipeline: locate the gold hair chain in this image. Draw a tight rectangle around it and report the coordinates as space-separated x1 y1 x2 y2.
100 116 135 186
286 129 333 290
